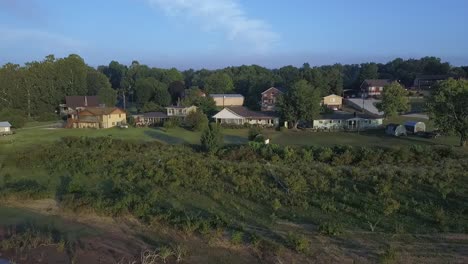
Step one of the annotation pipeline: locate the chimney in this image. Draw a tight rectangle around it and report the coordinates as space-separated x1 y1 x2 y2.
84 96 88 107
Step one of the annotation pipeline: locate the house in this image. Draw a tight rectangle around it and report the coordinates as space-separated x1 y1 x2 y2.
404 121 426 134
413 75 449 90
386 124 407 137
133 112 168 127
166 105 197 117
213 106 279 127
261 87 286 111
312 111 383 130
322 94 343 110
67 107 126 129
60 96 101 116
360 79 392 97
0 121 12 135
210 94 244 107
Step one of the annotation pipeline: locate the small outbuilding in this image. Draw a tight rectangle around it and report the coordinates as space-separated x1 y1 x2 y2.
404 121 426 134
385 123 407 137
0 121 12 135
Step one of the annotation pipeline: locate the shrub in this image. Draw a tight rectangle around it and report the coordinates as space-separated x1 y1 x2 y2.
318 222 343 236
163 118 181 129
0 108 28 128
184 111 209 131
200 123 223 153
231 231 244 245
36 112 59 122
286 232 310 253
248 126 262 141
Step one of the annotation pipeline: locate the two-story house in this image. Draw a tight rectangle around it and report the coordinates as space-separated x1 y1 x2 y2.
360 79 392 97
68 107 127 129
166 105 197 117
261 87 286 112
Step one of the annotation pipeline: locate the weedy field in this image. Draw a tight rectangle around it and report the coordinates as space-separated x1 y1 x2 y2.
0 136 467 263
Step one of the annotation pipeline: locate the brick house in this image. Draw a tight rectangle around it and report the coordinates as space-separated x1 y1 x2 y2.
260 87 286 112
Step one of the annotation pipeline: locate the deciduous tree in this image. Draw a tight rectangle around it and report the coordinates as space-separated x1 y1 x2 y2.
376 82 410 117
427 78 468 147
277 80 321 129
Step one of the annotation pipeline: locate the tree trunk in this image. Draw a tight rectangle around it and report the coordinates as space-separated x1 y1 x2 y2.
460 134 466 147
293 121 299 130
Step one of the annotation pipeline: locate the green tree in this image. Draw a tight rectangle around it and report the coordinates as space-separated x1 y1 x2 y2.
427 78 468 147
200 123 223 153
87 68 112 95
168 80 186 103
359 63 379 84
277 80 321 129
0 108 27 128
98 86 118 107
376 82 410 117
135 77 170 107
204 72 234 94
182 88 217 115
185 111 209 131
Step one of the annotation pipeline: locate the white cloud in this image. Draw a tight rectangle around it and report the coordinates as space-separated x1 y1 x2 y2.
146 0 280 52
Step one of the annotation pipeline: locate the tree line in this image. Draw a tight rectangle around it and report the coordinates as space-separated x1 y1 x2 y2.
1 54 466 119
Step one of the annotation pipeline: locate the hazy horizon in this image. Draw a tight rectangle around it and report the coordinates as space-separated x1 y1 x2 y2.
1 0 468 69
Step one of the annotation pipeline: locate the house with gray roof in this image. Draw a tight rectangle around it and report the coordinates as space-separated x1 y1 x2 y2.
312 111 383 131
213 106 279 127
0 121 13 135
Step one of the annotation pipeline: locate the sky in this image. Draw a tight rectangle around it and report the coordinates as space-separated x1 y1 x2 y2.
1 0 468 69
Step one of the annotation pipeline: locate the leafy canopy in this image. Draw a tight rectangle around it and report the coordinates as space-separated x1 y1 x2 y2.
427 78 468 147
377 82 410 117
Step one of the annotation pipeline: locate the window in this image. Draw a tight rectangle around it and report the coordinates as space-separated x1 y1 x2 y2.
112 122 115 126
119 114 121 118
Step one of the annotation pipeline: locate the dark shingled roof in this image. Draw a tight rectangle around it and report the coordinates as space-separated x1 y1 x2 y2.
227 106 278 119
65 96 100 108
361 79 392 87
142 112 168 118
261 87 287 94
317 111 381 120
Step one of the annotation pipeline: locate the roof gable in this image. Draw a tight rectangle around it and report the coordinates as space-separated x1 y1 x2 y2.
213 108 244 119
0 121 11 127
261 87 286 94
361 79 392 87
209 94 244 98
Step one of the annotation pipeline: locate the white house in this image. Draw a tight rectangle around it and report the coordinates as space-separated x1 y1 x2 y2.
0 121 12 135
312 112 383 130
213 106 279 127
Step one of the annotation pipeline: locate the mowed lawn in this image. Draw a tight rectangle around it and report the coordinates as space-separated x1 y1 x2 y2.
0 115 462 150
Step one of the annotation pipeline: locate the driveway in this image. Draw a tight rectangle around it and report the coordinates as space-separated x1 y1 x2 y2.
346 98 383 116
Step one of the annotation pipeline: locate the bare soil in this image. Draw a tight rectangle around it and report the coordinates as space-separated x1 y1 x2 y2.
0 199 467 264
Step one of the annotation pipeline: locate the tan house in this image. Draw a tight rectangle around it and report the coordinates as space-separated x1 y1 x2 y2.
322 94 343 109
166 105 197 117
210 94 244 107
68 107 126 129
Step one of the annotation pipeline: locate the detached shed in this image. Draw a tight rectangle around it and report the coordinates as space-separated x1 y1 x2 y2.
404 121 426 134
0 121 12 135
385 123 407 137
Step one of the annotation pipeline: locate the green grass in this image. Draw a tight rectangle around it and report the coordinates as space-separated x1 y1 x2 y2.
0 119 462 151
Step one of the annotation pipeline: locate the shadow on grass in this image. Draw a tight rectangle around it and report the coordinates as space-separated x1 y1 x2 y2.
224 135 248 145
144 128 187 144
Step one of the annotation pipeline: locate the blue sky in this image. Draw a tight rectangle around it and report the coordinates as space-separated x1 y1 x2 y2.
1 0 467 69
